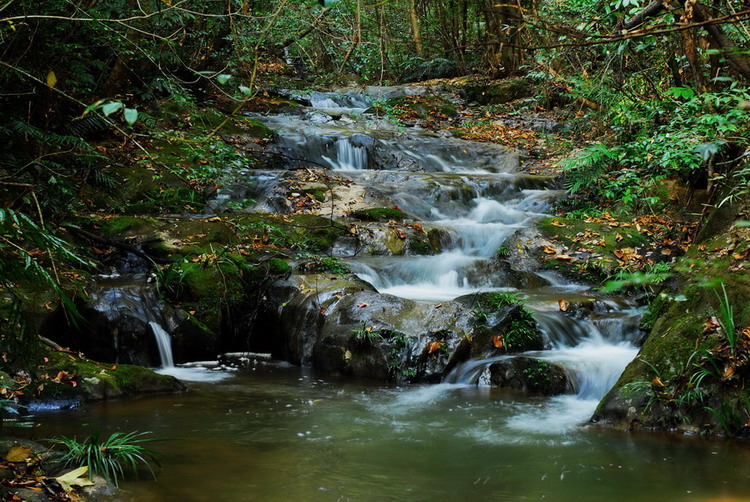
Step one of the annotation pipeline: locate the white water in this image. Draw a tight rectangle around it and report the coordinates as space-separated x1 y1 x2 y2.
250 88 643 433
322 138 368 170
149 321 174 368
149 321 233 382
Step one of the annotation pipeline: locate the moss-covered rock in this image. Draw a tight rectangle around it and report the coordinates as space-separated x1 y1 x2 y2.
379 95 459 122
32 350 185 402
349 207 407 222
465 78 532 105
593 203 750 436
486 357 572 395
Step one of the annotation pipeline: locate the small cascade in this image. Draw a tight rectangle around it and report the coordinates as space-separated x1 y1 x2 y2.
444 308 641 403
307 91 372 110
149 321 174 369
322 138 368 171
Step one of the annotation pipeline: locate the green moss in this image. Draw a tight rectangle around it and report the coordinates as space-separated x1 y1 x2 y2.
267 258 291 275
38 350 180 400
382 95 459 120
99 216 160 238
350 207 407 222
408 239 437 255
465 78 532 105
304 186 329 202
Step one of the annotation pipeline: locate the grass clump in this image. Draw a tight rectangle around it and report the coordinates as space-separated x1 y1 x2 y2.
51 430 165 486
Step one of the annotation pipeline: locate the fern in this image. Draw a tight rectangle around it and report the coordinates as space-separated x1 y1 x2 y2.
0 209 89 333
562 143 620 193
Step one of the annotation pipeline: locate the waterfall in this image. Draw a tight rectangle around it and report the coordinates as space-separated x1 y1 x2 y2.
322 138 368 170
149 321 174 369
444 311 640 402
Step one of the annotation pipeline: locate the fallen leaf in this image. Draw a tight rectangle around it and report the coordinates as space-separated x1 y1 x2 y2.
652 377 665 388
491 335 504 348
554 254 574 262
56 466 95 492
427 341 445 354
549 219 567 227
558 299 569 312
543 246 558 254
723 365 736 379
6 445 32 462
356 302 369 308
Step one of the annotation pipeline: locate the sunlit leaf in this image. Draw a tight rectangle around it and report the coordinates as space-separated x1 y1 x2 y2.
123 108 138 126
217 74 232 85
56 466 95 492
46 71 57 88
101 101 123 117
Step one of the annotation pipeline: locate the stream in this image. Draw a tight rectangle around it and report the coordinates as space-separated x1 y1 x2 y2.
34 87 750 500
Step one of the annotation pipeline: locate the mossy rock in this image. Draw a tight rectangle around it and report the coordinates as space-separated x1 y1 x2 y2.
488 357 572 395
350 207 407 222
97 216 161 238
34 350 185 402
465 78 532 105
536 217 650 280
382 95 458 121
593 217 750 435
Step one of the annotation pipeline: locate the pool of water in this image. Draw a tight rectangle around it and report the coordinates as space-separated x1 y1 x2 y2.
33 363 750 502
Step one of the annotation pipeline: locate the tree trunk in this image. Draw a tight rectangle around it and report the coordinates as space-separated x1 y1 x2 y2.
409 0 424 57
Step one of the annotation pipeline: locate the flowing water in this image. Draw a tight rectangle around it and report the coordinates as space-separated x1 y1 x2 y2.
39 89 750 500
34 365 750 501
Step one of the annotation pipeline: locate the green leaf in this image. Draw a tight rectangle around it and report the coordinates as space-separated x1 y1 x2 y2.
665 86 695 100
217 74 232 85
82 99 105 116
123 108 138 126
238 85 252 97
101 101 123 117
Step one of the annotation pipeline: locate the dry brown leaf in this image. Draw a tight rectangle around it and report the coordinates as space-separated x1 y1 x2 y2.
6 445 32 463
558 299 569 312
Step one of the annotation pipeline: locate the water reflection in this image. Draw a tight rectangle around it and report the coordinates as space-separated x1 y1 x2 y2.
31 364 750 502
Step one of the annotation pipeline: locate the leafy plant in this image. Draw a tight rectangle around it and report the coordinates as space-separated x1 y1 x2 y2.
715 282 737 355
352 321 382 343
51 430 164 486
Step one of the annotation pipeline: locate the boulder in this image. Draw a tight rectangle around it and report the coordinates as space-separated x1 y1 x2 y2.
481 357 572 395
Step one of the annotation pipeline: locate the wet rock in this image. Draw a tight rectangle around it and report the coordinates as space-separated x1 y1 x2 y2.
43 276 174 367
455 294 546 356
481 357 572 395
255 274 481 382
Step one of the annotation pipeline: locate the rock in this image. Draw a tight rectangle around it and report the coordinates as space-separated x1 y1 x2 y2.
399 58 461 83
482 357 572 395
79 474 118 501
464 78 532 105
254 274 481 382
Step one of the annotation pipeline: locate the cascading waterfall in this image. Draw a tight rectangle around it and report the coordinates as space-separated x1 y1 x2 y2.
248 87 643 430
149 321 175 369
